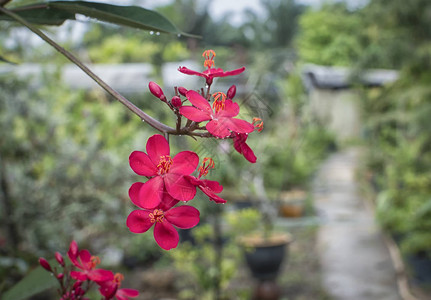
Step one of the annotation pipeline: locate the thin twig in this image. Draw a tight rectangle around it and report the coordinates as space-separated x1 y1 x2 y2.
0 6 215 138
0 0 12 7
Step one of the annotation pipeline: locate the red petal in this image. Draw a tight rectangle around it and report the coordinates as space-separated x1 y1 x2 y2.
221 67 245 77
178 66 205 77
117 288 139 300
146 134 170 165
126 210 153 233
138 176 164 209
129 151 157 176
77 249 91 269
70 270 88 281
206 119 231 138
203 68 224 76
68 240 78 260
129 182 144 207
225 118 254 134
158 192 179 211
233 134 257 163
164 173 196 201
88 269 114 282
179 106 211 122
201 179 223 193
154 221 179 250
186 90 213 114
165 205 200 229
200 186 227 203
170 151 199 175
217 100 239 118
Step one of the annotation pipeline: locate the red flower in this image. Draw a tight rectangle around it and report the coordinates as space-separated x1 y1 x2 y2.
129 134 199 209
233 133 257 163
178 66 245 86
187 176 226 204
185 157 226 203
67 241 114 282
179 90 254 138
126 182 200 250
178 49 245 85
98 273 139 300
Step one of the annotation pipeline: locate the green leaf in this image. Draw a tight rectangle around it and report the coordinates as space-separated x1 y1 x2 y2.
1 265 57 300
0 54 17 64
0 3 76 25
49 1 185 35
0 1 198 37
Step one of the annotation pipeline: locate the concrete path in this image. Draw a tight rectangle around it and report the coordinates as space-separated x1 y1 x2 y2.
313 149 402 300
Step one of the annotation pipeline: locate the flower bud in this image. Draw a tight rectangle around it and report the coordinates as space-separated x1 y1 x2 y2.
55 252 65 266
149 81 166 101
227 85 236 99
171 96 182 108
39 257 52 272
178 87 188 96
57 273 64 280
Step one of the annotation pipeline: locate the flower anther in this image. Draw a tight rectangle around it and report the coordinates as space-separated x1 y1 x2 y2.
114 273 124 285
253 117 264 132
149 209 165 223
89 256 101 269
198 157 215 178
157 155 173 175
203 49 216 68
212 92 226 113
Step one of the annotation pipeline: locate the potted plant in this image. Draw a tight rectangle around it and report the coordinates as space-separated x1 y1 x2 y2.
234 174 292 300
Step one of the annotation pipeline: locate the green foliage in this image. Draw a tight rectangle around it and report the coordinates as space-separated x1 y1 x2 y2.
360 0 431 255
296 4 364 66
0 72 149 258
1 265 57 300
169 222 241 300
1 1 188 35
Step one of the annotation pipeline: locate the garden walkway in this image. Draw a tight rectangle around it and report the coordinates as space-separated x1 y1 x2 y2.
313 149 402 300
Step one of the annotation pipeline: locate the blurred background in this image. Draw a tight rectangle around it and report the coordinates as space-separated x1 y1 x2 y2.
1 0 430 299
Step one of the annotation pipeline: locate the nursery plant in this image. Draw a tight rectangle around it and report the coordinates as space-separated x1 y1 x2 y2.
0 1 263 299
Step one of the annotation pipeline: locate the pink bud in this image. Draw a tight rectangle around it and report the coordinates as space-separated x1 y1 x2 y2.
149 81 166 101
39 257 52 272
178 87 188 96
171 96 182 108
227 85 236 99
57 273 64 280
55 252 65 266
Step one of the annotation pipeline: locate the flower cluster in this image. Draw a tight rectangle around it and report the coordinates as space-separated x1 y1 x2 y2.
39 241 139 300
127 50 262 250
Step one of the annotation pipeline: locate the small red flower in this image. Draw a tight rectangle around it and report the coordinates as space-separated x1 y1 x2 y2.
233 133 257 163
129 134 199 208
178 49 245 85
99 273 139 300
180 90 254 138
126 182 200 250
67 240 114 282
186 157 226 204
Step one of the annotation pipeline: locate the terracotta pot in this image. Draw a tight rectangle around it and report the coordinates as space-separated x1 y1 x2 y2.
278 189 307 218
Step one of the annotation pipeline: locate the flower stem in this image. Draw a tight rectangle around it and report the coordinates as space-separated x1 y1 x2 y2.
0 6 174 133
0 6 214 138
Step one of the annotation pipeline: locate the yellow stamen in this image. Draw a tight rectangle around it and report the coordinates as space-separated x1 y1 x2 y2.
198 157 215 178
202 49 216 68
89 256 101 269
114 273 124 285
149 209 165 223
253 117 264 132
157 155 173 175
212 92 226 113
